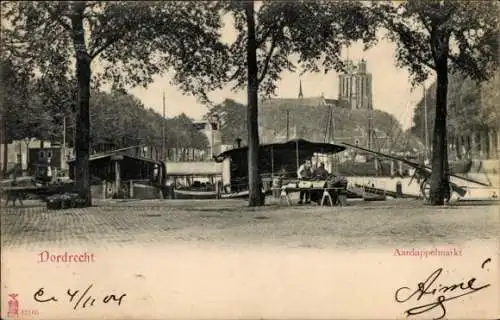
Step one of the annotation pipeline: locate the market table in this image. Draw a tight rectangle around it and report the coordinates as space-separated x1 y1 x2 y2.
273 180 347 207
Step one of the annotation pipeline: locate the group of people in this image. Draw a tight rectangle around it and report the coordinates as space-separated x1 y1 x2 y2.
296 159 330 204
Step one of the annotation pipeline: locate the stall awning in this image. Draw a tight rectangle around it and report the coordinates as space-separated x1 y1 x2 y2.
214 138 346 163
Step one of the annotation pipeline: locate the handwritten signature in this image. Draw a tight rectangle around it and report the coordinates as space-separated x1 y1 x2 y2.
395 258 492 320
33 284 126 310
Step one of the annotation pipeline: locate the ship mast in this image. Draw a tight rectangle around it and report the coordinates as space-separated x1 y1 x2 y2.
162 90 166 160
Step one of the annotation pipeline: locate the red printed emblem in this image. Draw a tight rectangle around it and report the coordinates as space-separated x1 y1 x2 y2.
7 293 19 317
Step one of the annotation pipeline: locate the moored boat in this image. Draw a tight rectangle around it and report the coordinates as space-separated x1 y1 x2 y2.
173 189 218 199
220 189 272 200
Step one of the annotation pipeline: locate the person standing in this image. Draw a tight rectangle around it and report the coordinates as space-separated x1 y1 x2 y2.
297 160 313 204
313 162 329 180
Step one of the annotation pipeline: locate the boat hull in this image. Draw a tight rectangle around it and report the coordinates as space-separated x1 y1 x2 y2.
173 189 218 200
173 189 272 200
220 190 250 199
220 189 273 200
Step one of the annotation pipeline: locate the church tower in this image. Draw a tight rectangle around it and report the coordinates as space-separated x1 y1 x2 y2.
298 79 304 98
338 59 373 110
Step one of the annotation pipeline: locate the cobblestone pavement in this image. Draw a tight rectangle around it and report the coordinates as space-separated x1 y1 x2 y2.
1 198 499 249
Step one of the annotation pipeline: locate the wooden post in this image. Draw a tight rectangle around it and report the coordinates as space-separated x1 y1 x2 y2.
162 91 166 160
102 180 106 199
329 154 335 174
158 183 164 199
129 180 134 198
114 160 120 196
215 176 219 199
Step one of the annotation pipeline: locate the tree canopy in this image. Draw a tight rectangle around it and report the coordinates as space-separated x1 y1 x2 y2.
371 0 499 204
1 1 227 93
371 1 498 85
217 1 377 98
412 69 500 149
1 1 228 204
89 90 208 153
0 58 56 144
1 54 208 175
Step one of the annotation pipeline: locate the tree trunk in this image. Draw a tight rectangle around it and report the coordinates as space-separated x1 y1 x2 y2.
1 116 7 177
245 0 263 206
71 3 92 206
455 135 461 160
429 55 449 205
465 135 471 158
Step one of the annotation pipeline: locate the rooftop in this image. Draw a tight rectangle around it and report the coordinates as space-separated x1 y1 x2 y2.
260 97 342 108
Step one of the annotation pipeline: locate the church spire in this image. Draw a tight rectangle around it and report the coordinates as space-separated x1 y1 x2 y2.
298 79 303 98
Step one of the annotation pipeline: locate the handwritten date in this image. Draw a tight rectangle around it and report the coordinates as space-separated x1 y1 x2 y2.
394 258 492 320
33 284 126 310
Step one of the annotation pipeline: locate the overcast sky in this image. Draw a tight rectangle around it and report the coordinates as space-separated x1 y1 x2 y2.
119 15 436 131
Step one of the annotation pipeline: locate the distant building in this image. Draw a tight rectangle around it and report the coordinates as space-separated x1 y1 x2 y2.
338 59 373 110
255 59 388 153
67 145 165 199
0 139 52 173
258 96 379 146
192 119 222 157
28 146 73 175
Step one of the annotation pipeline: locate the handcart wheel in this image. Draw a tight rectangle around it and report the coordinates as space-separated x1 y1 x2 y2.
420 179 431 201
420 179 452 202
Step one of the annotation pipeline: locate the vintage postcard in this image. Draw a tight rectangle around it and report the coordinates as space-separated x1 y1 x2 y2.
1 1 499 319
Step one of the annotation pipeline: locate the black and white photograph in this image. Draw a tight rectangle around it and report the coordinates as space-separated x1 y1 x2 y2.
1 1 499 319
